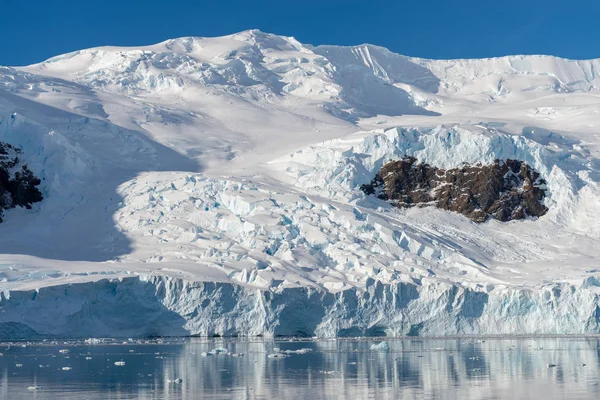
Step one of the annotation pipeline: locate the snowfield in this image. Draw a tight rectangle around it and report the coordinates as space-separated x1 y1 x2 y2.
0 30 600 338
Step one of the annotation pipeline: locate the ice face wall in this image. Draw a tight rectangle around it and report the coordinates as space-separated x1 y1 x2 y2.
1 276 600 338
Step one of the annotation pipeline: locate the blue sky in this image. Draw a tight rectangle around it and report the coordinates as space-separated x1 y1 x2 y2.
2 0 598 66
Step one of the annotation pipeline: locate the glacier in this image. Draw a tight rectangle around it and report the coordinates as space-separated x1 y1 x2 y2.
0 30 599 338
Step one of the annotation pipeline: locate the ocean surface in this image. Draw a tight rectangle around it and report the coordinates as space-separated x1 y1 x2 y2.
0 337 599 399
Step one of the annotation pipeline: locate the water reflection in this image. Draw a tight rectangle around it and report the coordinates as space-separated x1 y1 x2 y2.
0 338 599 399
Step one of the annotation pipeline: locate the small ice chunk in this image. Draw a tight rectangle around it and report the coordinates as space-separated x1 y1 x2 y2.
282 348 313 355
114 361 126 366
268 353 288 359
370 341 390 352
212 347 228 354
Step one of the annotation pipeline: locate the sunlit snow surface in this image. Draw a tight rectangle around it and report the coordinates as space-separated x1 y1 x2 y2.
1 30 600 337
1 338 600 399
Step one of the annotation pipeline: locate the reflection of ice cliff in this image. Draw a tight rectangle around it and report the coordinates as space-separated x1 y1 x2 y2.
3 338 597 399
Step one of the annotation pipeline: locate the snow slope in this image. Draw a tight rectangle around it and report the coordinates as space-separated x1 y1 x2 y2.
1 30 600 338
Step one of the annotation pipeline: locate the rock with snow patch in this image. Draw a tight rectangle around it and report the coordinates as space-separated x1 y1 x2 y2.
361 157 547 222
0 142 43 222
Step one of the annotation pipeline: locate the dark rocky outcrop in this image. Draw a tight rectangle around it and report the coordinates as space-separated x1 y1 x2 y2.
361 157 548 222
0 142 43 222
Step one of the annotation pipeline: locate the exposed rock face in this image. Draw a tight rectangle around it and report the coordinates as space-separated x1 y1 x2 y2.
0 142 43 222
361 157 548 222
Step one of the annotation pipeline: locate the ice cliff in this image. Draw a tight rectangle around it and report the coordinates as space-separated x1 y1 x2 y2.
2 275 600 338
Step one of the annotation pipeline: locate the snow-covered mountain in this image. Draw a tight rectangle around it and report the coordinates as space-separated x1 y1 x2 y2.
1 30 599 338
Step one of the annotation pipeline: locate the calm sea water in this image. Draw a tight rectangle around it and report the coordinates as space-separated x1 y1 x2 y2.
0 337 599 399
